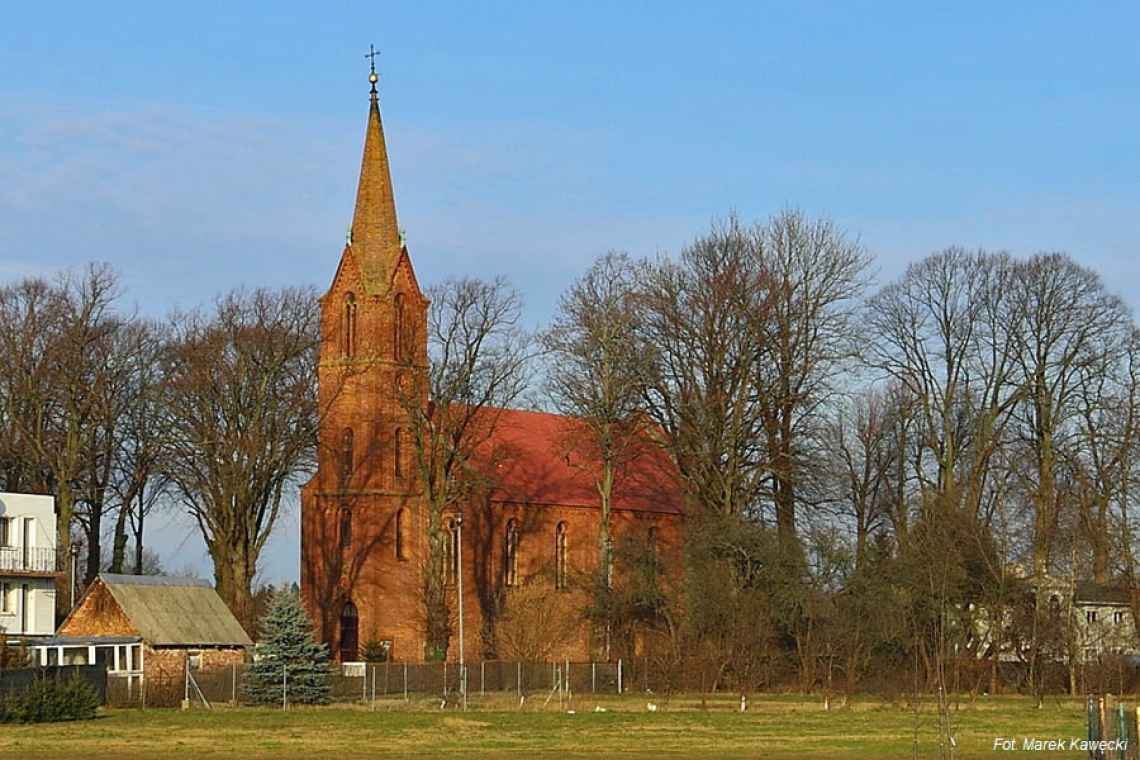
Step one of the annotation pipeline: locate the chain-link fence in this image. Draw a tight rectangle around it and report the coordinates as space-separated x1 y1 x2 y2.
107 660 625 709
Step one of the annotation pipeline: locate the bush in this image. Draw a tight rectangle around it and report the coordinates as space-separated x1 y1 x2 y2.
0 673 100 723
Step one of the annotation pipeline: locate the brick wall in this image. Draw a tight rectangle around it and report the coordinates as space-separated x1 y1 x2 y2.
145 646 246 681
57 579 138 638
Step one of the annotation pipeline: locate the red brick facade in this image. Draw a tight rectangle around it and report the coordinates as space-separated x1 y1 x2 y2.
300 82 684 664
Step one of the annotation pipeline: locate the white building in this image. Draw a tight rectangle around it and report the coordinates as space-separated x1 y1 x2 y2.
0 492 58 638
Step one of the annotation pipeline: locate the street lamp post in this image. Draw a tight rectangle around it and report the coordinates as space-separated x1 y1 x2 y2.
455 513 466 710
69 544 80 609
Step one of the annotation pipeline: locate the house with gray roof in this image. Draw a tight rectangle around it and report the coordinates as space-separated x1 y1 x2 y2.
31 573 251 688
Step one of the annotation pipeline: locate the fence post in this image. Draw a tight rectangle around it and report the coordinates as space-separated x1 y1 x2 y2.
371 664 376 712
443 660 448 696
517 662 521 697
1116 701 1125 760
481 661 485 696
617 659 623 694
282 664 288 711
592 662 596 694
232 662 237 705
363 664 368 703
404 663 408 702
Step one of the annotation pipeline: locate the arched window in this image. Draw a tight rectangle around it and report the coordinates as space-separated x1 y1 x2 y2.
505 518 520 587
393 293 405 361
604 536 614 589
395 508 408 561
340 427 354 488
555 522 568 590
647 525 659 576
393 427 403 479
343 292 358 358
339 601 359 662
444 517 458 585
339 507 352 551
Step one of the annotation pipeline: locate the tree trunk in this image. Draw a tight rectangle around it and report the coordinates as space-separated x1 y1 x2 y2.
212 542 256 635
109 503 128 574
84 506 102 585
55 483 74 616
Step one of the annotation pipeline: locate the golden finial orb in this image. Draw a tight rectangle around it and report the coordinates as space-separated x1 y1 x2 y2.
369 72 378 85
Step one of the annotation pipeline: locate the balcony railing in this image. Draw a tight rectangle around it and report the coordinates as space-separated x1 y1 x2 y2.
0 545 58 573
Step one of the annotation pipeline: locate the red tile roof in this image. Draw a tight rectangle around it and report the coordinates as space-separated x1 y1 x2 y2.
468 407 684 516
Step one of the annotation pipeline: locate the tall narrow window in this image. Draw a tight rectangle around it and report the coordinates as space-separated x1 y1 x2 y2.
339 507 352 551
395 508 408 560
343 292 358 358
605 537 614 590
555 522 568 590
394 427 403 479
340 427 354 488
505 519 520 587
647 525 659 577
339 601 359 662
393 293 405 361
444 518 458 585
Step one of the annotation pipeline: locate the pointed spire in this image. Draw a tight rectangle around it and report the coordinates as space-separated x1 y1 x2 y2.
349 51 402 291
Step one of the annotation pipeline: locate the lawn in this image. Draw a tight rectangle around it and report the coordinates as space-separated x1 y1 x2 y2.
1 694 1091 759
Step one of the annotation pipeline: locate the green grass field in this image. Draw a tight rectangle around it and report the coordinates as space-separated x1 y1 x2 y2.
1 694 1091 758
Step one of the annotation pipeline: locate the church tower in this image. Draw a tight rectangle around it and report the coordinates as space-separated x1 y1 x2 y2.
300 61 429 663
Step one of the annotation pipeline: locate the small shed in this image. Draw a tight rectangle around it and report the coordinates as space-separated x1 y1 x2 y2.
34 574 252 682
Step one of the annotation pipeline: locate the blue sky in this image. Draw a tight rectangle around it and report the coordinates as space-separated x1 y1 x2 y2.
3 2 1138 585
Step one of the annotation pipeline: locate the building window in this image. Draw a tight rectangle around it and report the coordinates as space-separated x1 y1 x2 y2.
394 428 403 479
395 508 408 561
340 427 354 488
444 518 458 585
1115 610 1125 625
0 517 11 547
1087 610 1098 624
605 537 614 589
0 582 9 613
652 528 661 576
339 601 359 662
505 519 519 587
393 293 405 361
343 292 358 358
555 522 568 590
339 507 352 551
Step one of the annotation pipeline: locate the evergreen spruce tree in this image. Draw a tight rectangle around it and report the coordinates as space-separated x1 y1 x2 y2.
245 590 331 705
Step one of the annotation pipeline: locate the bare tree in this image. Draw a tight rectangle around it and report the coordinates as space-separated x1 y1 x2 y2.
397 276 532 659
1008 253 1129 576
107 321 171 575
543 252 649 594
635 217 773 520
161 287 319 632
823 389 893 570
0 265 122 609
754 209 870 547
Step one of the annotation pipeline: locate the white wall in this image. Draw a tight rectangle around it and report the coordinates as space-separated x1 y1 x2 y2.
0 492 57 636
0 492 57 547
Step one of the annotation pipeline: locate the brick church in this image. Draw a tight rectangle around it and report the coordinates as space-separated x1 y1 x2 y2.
300 71 684 664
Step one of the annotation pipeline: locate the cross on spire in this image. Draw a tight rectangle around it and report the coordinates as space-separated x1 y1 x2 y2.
365 44 380 94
